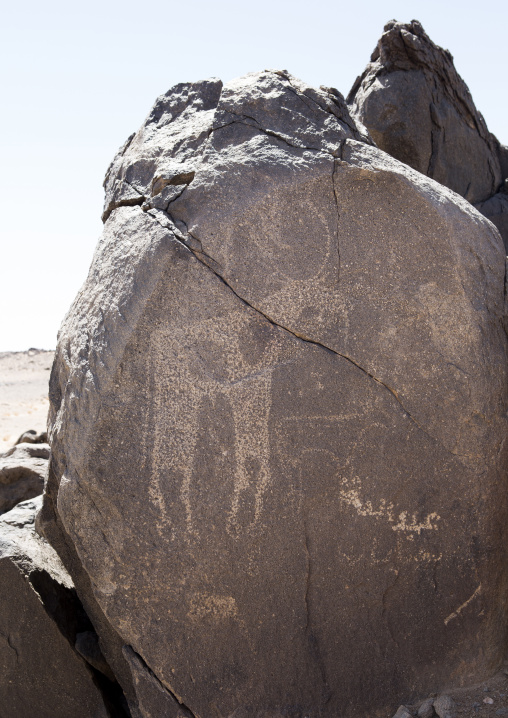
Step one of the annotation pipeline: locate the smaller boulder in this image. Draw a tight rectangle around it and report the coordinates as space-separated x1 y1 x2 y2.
0 442 49 514
393 707 414 718
15 429 48 445
433 695 456 718
0 497 111 717
417 698 435 718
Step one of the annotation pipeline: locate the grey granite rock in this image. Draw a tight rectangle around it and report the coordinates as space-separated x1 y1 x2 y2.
0 497 110 717
41 71 508 718
348 20 502 205
0 442 49 514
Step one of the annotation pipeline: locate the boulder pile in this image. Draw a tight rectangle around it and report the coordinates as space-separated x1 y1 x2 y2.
3 20 508 718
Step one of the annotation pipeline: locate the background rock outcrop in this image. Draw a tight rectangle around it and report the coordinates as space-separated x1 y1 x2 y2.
347 20 508 251
39 68 508 718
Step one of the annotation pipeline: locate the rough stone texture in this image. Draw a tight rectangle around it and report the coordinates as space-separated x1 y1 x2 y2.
0 497 110 717
37 459 139 713
393 708 413 718
433 695 456 718
347 20 502 205
417 699 435 718
123 646 193 718
475 185 508 254
0 441 49 514
41 71 508 718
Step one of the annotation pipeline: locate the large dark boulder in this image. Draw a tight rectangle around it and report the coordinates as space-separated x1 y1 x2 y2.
40 71 508 718
347 20 503 206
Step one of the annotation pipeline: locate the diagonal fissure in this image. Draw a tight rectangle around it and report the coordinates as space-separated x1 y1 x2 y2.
144 207 456 457
123 645 196 718
213 110 328 154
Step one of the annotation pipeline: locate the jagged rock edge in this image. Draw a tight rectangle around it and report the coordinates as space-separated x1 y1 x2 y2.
210 114 337 154
103 113 345 227
277 72 363 139
101 70 370 224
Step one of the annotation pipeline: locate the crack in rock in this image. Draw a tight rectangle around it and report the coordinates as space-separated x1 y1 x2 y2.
123 645 196 718
143 206 452 456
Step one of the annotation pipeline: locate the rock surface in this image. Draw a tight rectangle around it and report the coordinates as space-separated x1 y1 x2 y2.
0 497 111 717
433 694 456 718
417 698 435 718
347 20 503 206
0 441 49 514
476 184 508 253
76 630 116 681
123 645 193 718
347 20 508 253
41 70 508 718
393 708 413 718
499 145 508 180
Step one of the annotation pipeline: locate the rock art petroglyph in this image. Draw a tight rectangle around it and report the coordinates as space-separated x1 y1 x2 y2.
1 22 499 718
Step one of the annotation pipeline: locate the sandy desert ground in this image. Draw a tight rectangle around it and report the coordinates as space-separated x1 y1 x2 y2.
0 349 54 453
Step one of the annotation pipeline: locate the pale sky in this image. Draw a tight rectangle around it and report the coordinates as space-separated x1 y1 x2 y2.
1 0 506 351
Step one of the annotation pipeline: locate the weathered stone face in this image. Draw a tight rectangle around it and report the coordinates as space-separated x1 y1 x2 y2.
41 71 508 718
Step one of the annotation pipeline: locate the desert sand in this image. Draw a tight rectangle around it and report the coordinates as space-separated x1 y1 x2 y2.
0 349 54 453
